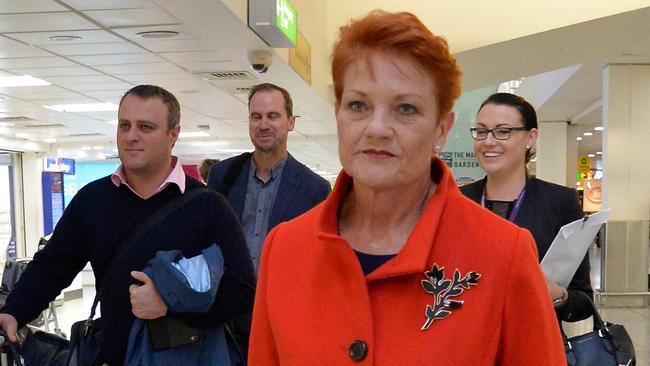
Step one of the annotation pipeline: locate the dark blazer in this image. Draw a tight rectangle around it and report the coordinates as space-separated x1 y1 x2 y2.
207 152 331 231
460 177 593 322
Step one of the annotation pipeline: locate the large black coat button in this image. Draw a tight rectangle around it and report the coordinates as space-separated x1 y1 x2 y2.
349 340 368 361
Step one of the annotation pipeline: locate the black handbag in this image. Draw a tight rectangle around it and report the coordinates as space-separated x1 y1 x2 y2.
564 292 635 366
67 189 207 366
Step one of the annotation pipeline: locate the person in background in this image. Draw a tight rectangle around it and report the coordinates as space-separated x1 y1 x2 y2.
0 85 255 365
248 11 565 365
460 92 593 322
207 82 330 362
199 158 220 184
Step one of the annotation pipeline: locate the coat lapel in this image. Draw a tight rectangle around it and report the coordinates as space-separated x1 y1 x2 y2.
268 154 302 230
228 157 252 220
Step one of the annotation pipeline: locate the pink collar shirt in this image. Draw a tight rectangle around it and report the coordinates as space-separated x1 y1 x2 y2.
111 156 186 199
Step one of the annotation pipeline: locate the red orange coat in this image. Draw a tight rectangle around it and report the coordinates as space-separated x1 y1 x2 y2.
249 159 565 365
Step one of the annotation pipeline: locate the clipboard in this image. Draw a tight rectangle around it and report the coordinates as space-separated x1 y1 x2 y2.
540 208 610 288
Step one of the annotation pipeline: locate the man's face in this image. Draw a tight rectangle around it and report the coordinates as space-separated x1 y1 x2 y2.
248 90 295 153
117 94 179 177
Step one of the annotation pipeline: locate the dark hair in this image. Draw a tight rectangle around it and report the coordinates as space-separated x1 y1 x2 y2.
331 10 462 117
478 92 537 164
119 84 181 130
248 83 293 117
199 158 219 183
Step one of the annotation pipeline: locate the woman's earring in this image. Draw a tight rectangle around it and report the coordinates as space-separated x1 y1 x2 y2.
525 145 530 150
435 145 441 152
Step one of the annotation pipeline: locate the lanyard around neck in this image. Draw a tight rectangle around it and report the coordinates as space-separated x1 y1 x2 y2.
480 182 526 222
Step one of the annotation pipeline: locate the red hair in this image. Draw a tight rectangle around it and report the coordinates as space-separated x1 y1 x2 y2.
331 10 462 116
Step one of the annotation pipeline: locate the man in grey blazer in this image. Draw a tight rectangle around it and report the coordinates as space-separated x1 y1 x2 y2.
207 83 330 363
208 83 330 272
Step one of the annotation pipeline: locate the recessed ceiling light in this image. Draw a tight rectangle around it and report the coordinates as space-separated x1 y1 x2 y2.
0 75 50 87
596 151 603 155
583 132 593 136
48 35 82 42
179 131 210 138
43 103 118 112
588 153 595 158
594 126 604 131
576 137 583 141
43 138 57 143
136 30 180 39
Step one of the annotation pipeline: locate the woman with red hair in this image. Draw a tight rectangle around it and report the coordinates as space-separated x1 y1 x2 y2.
249 10 565 365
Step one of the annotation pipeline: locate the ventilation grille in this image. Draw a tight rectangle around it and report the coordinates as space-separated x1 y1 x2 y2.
0 116 33 122
24 123 65 128
67 132 104 137
198 71 256 81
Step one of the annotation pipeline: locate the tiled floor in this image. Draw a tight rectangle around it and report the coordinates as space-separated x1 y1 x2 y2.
47 247 648 364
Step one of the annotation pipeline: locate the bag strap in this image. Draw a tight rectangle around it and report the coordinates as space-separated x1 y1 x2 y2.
87 187 208 319
218 152 251 198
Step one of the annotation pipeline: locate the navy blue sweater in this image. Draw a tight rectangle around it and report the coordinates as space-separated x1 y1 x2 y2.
1 175 255 365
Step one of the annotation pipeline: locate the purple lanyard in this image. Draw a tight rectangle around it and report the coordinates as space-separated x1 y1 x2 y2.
480 185 526 222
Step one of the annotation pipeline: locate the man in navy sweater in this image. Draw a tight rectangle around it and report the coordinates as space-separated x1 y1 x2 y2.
0 85 255 365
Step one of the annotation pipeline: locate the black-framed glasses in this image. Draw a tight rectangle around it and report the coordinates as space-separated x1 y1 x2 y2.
469 127 528 140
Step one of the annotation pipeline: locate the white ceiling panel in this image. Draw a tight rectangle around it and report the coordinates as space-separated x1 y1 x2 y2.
0 13 97 33
77 90 124 99
8 66 100 77
113 25 199 42
0 57 78 69
61 82 133 91
83 8 178 28
116 72 193 84
41 75 123 85
0 37 53 58
159 51 231 63
68 53 163 66
73 111 118 121
136 39 219 53
94 62 184 75
208 121 249 137
41 42 144 55
0 70 13 76
0 86 86 100
62 0 156 11
0 0 67 13
4 30 123 46
29 97 101 106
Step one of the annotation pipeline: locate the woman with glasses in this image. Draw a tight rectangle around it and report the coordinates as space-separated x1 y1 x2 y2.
461 92 593 322
248 12 565 365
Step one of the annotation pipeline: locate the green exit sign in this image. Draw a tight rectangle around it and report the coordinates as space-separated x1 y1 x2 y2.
249 0 297 48
276 0 297 46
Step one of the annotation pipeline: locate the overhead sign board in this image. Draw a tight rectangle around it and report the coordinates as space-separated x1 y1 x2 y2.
249 0 297 48
289 31 311 84
44 157 75 175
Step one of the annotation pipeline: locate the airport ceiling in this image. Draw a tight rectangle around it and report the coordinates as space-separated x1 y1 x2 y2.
0 0 649 176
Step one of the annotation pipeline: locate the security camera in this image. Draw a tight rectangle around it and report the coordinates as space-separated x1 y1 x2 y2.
247 50 273 74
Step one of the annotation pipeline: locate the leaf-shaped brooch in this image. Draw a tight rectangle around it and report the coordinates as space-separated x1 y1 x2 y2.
420 263 481 330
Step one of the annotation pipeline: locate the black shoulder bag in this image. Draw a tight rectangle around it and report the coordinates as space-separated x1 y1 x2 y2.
67 188 207 366
563 291 636 366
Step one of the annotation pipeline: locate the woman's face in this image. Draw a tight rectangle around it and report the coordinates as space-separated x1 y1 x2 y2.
473 103 537 177
335 51 453 190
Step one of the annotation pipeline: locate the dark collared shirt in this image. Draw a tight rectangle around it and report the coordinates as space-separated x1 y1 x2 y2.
241 155 287 272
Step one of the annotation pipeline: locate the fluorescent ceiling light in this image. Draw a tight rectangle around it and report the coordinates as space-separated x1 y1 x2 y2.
81 145 92 151
15 132 28 138
0 75 50 87
596 151 603 155
594 126 604 131
587 153 595 158
179 131 210 138
106 120 118 125
583 132 593 136
43 138 57 143
44 102 118 112
576 137 583 141
92 146 104 150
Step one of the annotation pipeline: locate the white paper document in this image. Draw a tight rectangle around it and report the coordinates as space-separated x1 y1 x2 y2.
540 208 611 288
